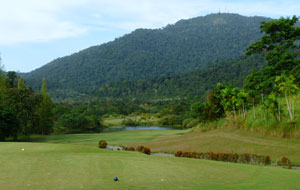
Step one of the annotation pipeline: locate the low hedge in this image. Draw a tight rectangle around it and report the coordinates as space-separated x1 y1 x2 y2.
175 150 271 165
280 157 292 168
122 145 151 155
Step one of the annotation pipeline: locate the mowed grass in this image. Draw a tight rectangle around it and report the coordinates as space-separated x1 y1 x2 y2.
30 129 191 146
138 129 300 164
31 128 300 163
1 142 300 190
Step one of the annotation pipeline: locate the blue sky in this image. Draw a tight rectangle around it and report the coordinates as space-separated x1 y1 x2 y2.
1 0 299 72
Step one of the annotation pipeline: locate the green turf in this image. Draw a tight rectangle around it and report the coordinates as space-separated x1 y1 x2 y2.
30 128 300 164
30 129 191 146
1 142 300 190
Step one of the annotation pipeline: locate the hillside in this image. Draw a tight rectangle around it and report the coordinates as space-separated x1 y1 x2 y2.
96 55 265 100
23 13 270 98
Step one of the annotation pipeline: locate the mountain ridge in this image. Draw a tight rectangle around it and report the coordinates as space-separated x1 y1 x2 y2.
23 13 271 98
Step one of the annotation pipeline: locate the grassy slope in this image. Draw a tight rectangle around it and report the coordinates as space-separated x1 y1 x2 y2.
30 129 191 146
31 128 300 164
1 142 300 190
138 129 300 164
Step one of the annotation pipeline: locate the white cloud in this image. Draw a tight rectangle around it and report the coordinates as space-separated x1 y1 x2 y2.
83 0 300 30
0 0 299 45
0 0 88 45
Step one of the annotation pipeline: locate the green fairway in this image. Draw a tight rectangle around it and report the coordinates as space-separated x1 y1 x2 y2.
31 128 300 164
30 129 191 146
1 142 300 190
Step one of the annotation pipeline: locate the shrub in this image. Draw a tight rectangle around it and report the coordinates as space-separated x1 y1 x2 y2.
136 145 145 152
182 151 192 158
227 153 239 163
143 147 151 155
174 150 272 166
218 153 228 161
208 152 215 160
175 150 183 157
158 115 182 126
98 140 107 149
191 152 198 158
281 157 291 168
239 153 251 163
264 155 271 165
182 118 199 128
127 147 135 151
122 118 140 126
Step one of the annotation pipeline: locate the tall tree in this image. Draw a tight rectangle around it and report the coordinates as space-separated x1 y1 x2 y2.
275 74 299 121
7 87 40 139
37 79 53 135
6 71 17 88
246 16 300 92
17 76 25 90
0 104 19 141
220 85 240 119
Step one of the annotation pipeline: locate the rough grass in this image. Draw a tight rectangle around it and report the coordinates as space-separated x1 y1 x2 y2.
1 142 300 190
103 117 124 126
103 115 160 126
217 94 300 137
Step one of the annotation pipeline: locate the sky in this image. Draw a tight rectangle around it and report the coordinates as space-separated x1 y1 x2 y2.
0 0 299 73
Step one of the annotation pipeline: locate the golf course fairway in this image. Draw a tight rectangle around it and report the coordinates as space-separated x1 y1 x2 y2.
1 142 300 190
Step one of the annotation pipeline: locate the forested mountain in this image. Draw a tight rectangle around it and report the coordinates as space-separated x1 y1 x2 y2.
23 13 271 98
96 55 265 101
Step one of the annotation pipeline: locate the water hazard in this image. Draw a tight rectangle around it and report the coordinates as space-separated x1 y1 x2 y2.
101 126 179 133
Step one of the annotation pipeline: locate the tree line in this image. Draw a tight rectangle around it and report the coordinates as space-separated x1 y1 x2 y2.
0 69 53 140
191 16 300 126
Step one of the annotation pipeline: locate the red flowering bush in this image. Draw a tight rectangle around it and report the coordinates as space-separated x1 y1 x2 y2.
218 153 228 161
174 150 272 166
98 140 107 149
175 150 183 157
281 157 291 167
142 147 151 155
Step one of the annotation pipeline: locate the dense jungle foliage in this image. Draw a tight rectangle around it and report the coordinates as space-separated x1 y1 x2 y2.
97 55 265 100
22 13 269 98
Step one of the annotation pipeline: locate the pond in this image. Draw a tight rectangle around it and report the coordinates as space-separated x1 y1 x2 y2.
101 126 180 133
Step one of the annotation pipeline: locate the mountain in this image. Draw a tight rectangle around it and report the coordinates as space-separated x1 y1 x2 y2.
23 13 271 98
96 55 265 101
